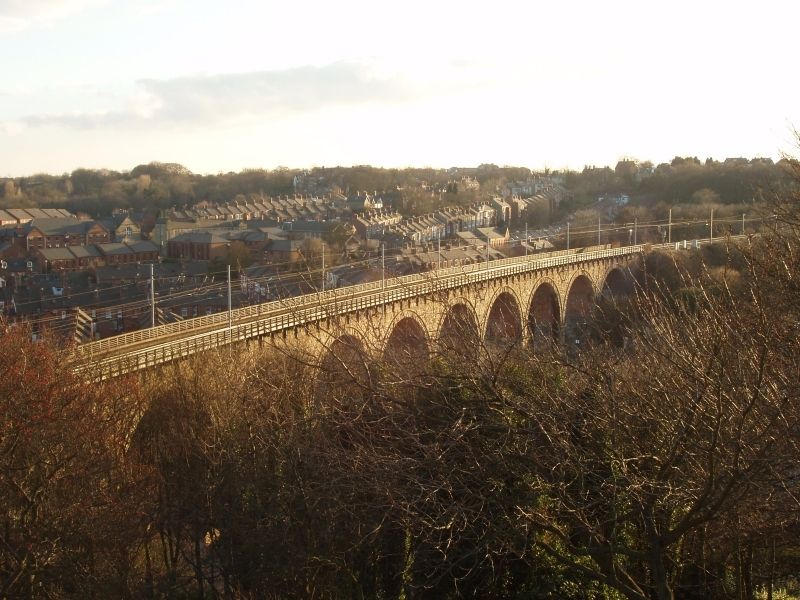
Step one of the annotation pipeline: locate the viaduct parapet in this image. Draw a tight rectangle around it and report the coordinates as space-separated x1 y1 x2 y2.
71 243 650 381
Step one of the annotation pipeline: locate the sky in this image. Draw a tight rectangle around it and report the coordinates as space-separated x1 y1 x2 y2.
1 0 798 176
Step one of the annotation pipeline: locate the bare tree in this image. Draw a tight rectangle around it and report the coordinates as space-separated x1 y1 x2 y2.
0 324 150 598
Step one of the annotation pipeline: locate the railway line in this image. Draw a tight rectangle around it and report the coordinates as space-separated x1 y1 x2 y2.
70 236 746 379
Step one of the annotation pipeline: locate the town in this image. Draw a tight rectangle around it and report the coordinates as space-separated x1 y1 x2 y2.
3 0 800 597
0 167 575 341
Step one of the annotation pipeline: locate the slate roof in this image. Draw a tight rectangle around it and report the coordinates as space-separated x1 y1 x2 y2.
125 240 159 253
282 220 338 234
24 209 51 219
38 247 77 261
69 246 103 259
267 239 302 252
25 218 106 236
168 231 229 245
97 243 133 256
8 209 35 222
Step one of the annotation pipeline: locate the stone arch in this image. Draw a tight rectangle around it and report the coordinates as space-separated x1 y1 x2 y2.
595 265 636 348
527 279 561 349
437 301 480 360
382 312 430 380
564 273 595 348
601 266 632 300
484 288 523 343
317 331 371 396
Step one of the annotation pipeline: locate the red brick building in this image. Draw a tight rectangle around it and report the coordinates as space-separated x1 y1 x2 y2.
166 232 230 261
23 218 110 250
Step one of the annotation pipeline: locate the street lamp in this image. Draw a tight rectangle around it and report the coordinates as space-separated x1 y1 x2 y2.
628 228 633 245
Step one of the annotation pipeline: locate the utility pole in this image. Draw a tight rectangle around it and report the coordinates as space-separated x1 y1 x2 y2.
598 218 601 246
710 208 714 242
437 233 442 269
227 265 232 333
524 222 528 256
149 263 155 328
634 217 638 245
486 242 490 264
567 222 570 250
381 243 385 290
742 213 746 235
668 208 672 244
321 242 325 292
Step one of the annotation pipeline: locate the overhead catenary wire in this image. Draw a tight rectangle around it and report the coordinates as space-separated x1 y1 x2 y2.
10 213 771 335
10 254 383 327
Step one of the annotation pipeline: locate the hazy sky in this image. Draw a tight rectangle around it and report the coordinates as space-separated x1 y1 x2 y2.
1 0 798 175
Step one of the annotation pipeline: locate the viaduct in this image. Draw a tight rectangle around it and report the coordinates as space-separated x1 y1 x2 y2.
71 243 651 381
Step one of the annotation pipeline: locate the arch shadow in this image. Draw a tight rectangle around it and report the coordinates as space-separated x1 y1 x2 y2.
484 290 523 346
528 281 560 350
601 267 633 300
382 314 430 385
564 273 595 349
317 333 371 401
437 302 480 363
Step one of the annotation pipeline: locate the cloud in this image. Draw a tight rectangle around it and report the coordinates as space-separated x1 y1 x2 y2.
132 0 181 17
7 62 449 131
139 62 419 120
0 0 101 17
0 120 24 135
0 0 103 30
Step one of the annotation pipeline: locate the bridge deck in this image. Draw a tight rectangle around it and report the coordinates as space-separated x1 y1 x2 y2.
71 244 651 379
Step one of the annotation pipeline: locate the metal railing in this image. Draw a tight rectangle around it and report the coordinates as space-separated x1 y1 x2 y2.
74 234 757 379
71 243 646 378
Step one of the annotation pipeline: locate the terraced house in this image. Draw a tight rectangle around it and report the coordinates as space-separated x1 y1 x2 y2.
23 218 110 250
37 240 160 271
